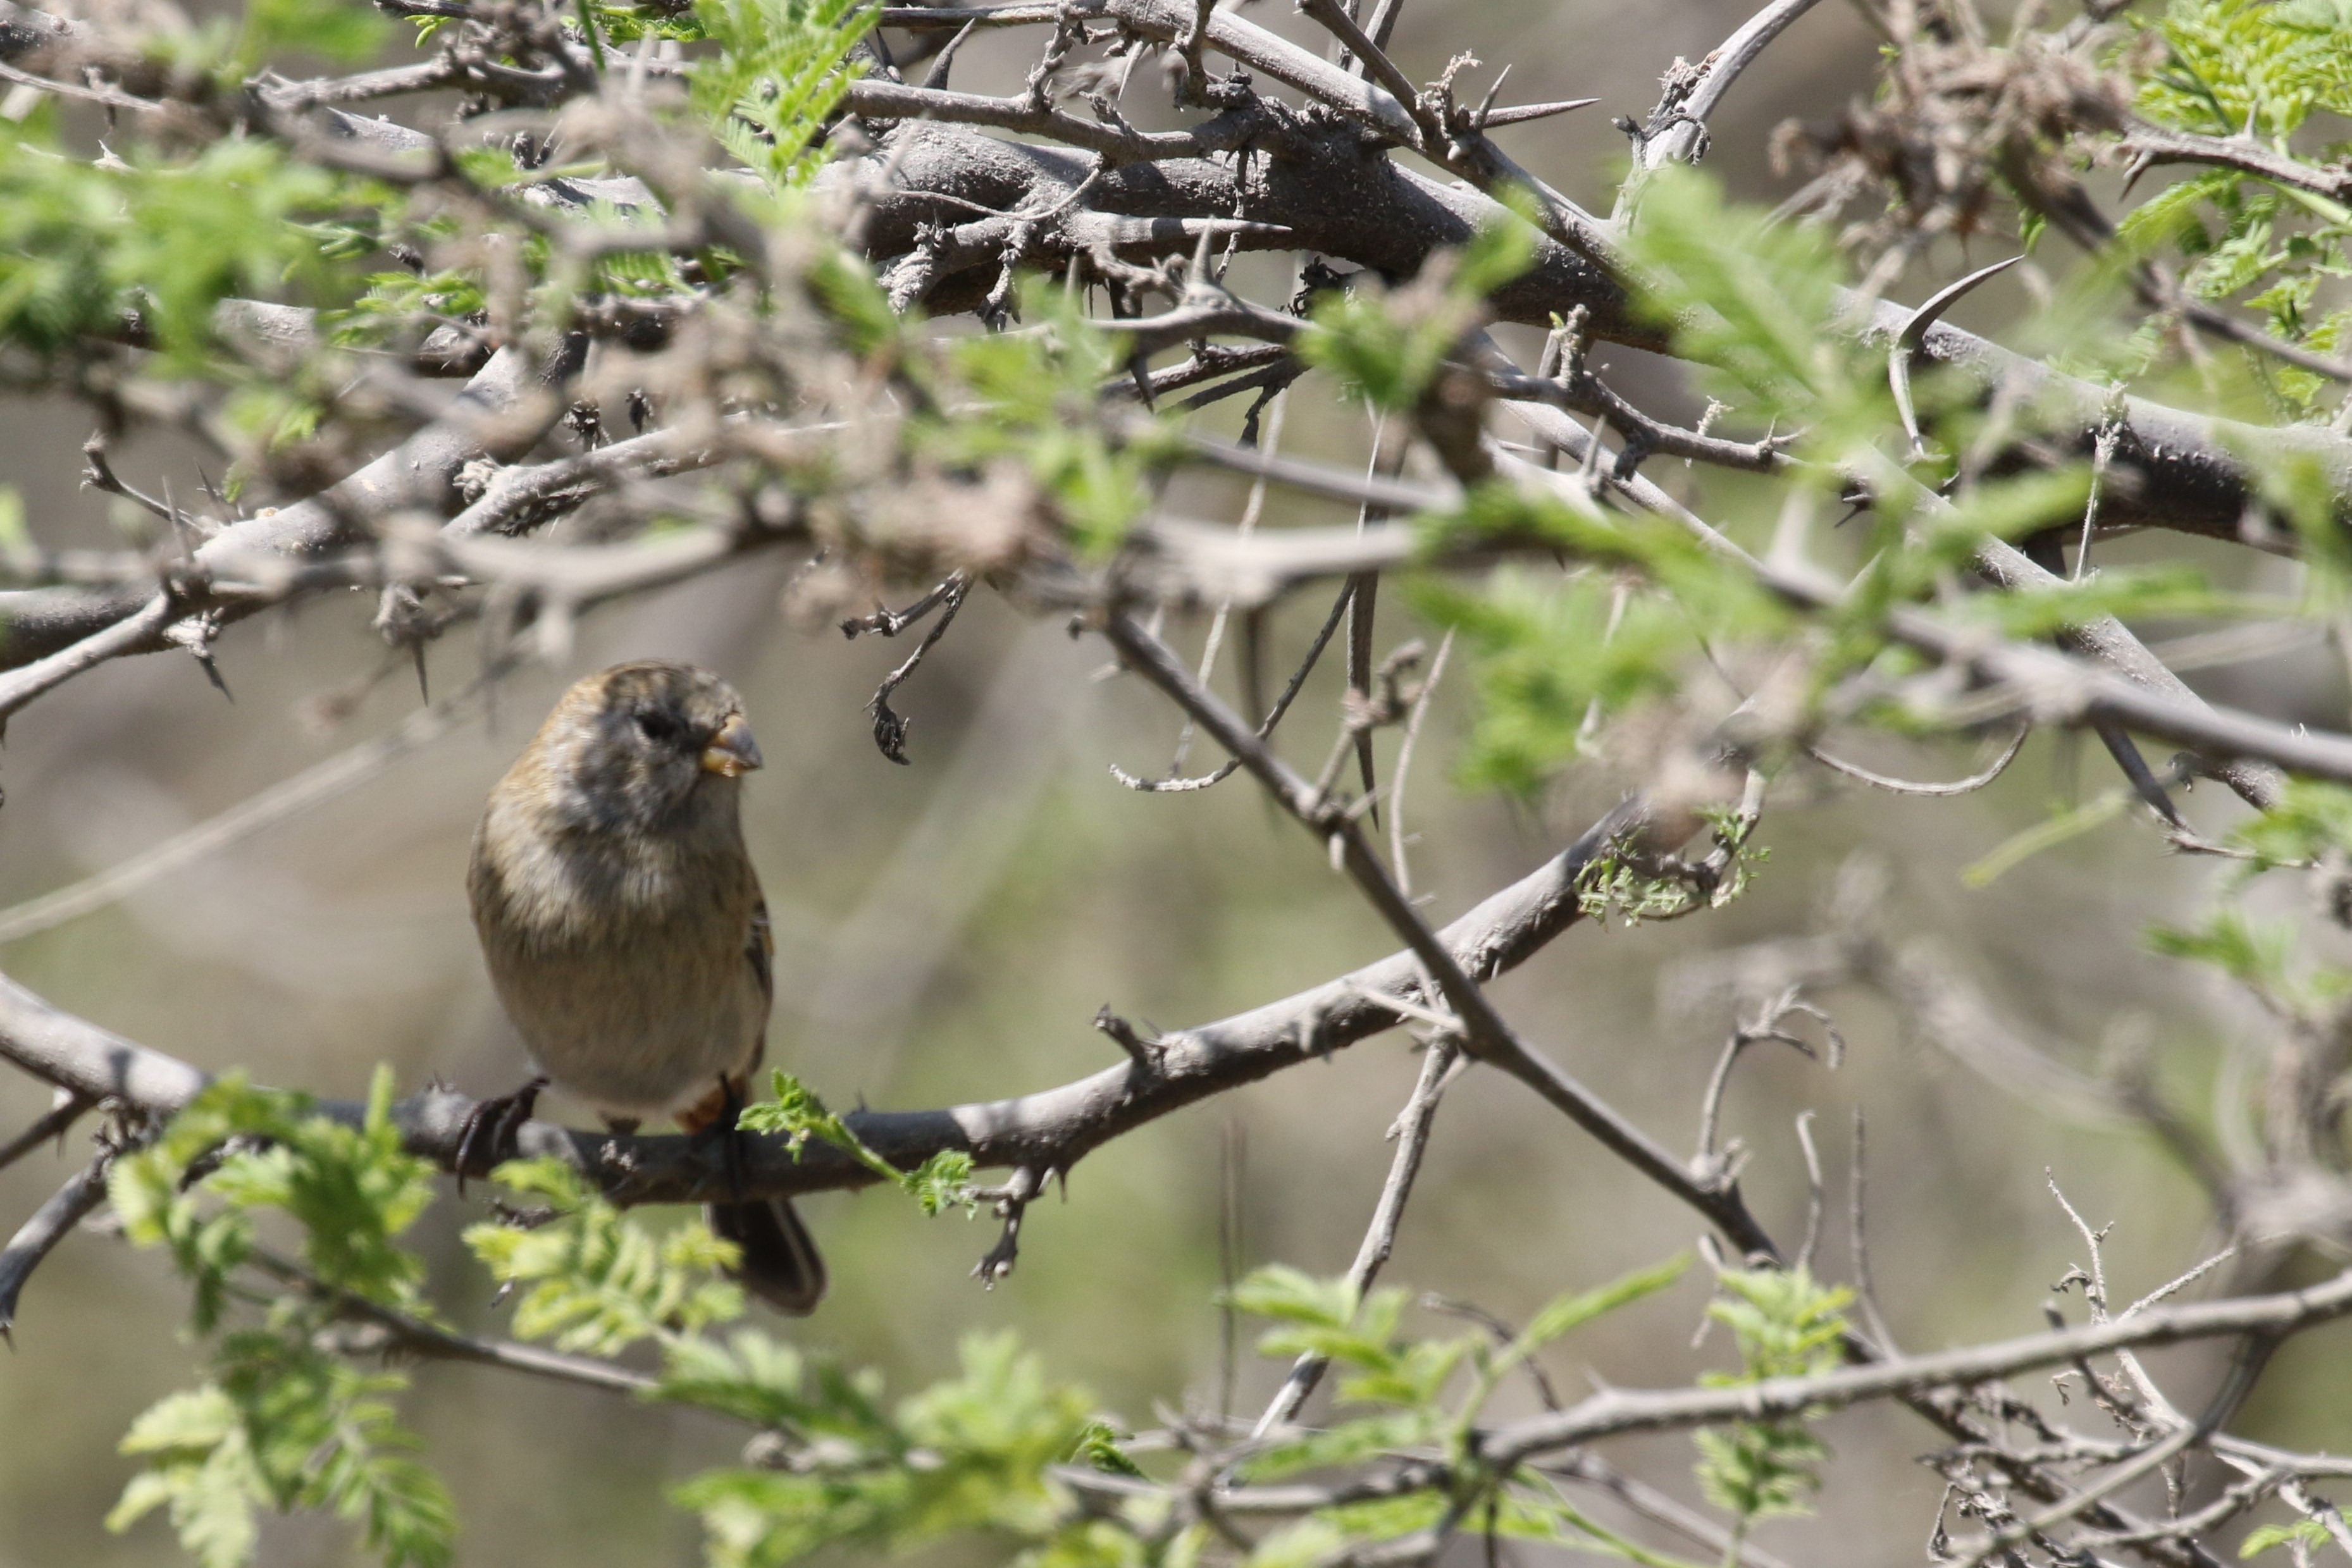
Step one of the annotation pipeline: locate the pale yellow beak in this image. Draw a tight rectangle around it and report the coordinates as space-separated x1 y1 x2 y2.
700 712 764 777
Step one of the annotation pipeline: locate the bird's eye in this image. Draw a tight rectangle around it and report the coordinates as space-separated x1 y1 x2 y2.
634 708 688 748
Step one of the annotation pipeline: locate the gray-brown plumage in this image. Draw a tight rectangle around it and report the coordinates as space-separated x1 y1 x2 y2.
466 660 824 1315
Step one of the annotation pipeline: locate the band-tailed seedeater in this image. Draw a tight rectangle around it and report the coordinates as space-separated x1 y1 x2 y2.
464 660 823 1314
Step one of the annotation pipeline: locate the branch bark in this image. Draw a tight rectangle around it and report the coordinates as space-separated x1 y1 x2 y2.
1480 1266 2352 1464
0 794 1644 1205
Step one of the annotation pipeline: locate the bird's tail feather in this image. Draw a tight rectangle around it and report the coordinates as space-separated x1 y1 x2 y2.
707 1197 826 1316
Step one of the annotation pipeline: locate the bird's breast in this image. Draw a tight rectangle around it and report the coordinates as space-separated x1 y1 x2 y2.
469 805 765 1120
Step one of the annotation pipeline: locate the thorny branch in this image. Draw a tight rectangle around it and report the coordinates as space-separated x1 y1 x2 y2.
0 0 2349 1562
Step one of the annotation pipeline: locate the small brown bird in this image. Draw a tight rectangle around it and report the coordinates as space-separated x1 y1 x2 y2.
462 660 824 1314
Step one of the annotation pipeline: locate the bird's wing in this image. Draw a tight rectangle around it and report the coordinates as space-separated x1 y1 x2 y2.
746 892 775 1008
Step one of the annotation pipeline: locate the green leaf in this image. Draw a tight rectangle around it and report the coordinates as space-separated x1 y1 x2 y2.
738 1070 880 1163
2230 780 2352 869
1226 1264 1361 1331
1623 166 1888 454
2136 0 2352 140
111 1068 436 1327
690 0 874 192
109 1388 266 1568
1497 1252 1691 1373
1245 1519 1346 1568
2241 1520 2332 1558
1409 481 1786 796
464 1156 745 1355
2142 907 2352 1015
1481 1488 1710 1567
1337 1335 1476 1409
1962 787 2135 889
738 1073 976 1212
929 278 1165 559
1692 1421 1828 1522
113 1345 454 1568
902 1150 979 1216
236 0 389 68
654 1330 893 1443
1240 1412 1438 1483
1070 1419 1145 1478
676 1331 1102 1567
1413 567 1690 793
1690 1265 1852 1529
0 127 366 371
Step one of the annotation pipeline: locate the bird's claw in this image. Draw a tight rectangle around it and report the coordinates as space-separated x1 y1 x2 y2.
686 1075 751 1203
454 1075 548 1195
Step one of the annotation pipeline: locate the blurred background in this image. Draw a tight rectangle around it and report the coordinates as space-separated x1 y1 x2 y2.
3 0 2349 1564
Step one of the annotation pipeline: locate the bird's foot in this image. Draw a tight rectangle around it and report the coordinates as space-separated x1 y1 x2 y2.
683 1075 750 1203
454 1075 549 1195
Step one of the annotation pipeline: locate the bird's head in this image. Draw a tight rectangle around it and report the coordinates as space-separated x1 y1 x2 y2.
522 660 764 832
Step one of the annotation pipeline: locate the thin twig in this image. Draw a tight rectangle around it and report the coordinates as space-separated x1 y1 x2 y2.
1387 629 1453 901
1480 1281 2337 1467
0 1089 94 1175
1111 576 1352 793
240 1245 654 1397
1847 1113 1901 1357
0 1153 111 1342
1793 1110 1826 1273
1945 1336 2279 1567
1100 611 1780 1260
1540 1454 1798 1568
1802 723 2029 798
0 675 500 946
1171 388 1287 776
867 572 971 764
1251 1036 1463 1438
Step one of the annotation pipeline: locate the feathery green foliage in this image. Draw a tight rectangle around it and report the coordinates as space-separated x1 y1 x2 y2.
2125 1 2352 412
2230 779 2352 868
0 128 357 368
1301 207 1535 412
1691 1266 1853 1528
932 279 1173 558
465 1157 745 1354
671 1331 1109 1568
690 0 874 193
2240 1519 2335 1559
1625 167 1891 460
109 1071 454 1568
1225 1254 1694 1567
741 1070 978 1214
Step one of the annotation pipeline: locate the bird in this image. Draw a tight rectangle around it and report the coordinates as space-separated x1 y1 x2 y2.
460 659 825 1314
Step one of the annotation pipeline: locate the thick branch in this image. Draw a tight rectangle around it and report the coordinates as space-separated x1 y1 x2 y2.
0 797 1642 1204
845 118 2352 543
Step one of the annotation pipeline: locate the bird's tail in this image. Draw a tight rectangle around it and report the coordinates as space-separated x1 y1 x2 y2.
707 1197 827 1316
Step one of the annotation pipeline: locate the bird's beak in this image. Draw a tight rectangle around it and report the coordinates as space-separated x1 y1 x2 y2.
700 713 764 777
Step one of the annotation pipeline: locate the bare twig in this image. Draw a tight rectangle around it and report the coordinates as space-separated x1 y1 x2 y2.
867 572 972 764
0 1153 111 1342
0 677 499 947
242 1245 655 1397
1387 629 1454 899
1251 1035 1463 1437
1099 610 1781 1259
1802 724 2030 798
1847 1113 1901 1357
0 1089 94 1175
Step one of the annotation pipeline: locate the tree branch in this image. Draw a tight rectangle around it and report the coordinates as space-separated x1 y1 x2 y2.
0 789 1650 1205
1480 1263 2352 1466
